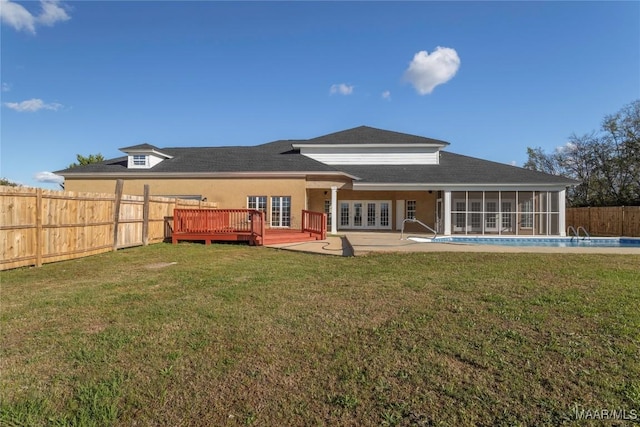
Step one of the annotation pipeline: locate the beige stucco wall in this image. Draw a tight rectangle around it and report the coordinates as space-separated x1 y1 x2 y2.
65 177 439 231
65 177 308 228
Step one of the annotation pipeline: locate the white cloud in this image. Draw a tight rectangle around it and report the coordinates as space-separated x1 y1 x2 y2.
330 83 354 96
403 47 461 95
381 90 391 100
1 82 11 92
35 171 64 184
4 98 63 112
37 0 70 26
0 0 70 34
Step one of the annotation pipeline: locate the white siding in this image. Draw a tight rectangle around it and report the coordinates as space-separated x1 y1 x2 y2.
127 153 166 169
299 146 440 165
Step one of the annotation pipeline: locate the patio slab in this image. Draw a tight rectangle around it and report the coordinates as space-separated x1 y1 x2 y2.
266 232 640 256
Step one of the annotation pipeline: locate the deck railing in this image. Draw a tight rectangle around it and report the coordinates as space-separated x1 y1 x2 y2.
173 209 265 245
302 210 327 240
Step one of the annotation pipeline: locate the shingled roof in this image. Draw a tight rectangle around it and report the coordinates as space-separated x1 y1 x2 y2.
294 126 449 146
55 126 576 186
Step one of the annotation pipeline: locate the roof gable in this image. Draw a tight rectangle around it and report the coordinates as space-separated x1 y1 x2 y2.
294 126 450 147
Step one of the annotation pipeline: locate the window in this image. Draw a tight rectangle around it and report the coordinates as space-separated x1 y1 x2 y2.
367 203 376 226
521 198 534 229
324 200 331 228
133 155 147 166
353 203 363 227
247 196 267 213
340 203 350 227
380 203 389 227
407 200 417 219
271 196 291 227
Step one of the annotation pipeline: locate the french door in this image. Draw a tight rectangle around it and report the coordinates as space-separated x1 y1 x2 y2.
337 200 391 230
271 196 291 227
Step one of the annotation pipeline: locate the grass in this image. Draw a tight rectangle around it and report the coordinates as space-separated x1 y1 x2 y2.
1 243 639 426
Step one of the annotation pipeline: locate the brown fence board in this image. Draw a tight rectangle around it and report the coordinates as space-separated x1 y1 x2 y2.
1 186 217 270
566 206 640 237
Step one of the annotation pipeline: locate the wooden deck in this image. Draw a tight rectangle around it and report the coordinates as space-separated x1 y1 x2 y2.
170 209 326 246
262 229 321 245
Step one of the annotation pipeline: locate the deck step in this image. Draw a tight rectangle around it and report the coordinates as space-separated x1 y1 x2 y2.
263 231 319 245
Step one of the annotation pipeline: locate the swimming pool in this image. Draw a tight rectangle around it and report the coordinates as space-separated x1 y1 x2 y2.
408 236 640 248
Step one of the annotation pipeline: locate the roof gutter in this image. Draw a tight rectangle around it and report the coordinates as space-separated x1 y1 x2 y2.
58 171 359 180
353 182 576 191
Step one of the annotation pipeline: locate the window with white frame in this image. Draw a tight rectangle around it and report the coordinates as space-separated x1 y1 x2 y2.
324 200 331 228
133 155 147 166
407 200 417 219
271 196 291 227
380 202 390 227
247 196 267 214
340 202 350 227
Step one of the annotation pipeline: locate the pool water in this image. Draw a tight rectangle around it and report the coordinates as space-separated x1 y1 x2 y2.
419 236 640 248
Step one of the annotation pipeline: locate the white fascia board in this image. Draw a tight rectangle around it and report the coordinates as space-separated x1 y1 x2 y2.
291 143 446 149
59 171 358 180
353 182 573 192
124 148 173 159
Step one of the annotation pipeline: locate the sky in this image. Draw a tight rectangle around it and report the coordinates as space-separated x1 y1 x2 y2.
1 1 639 189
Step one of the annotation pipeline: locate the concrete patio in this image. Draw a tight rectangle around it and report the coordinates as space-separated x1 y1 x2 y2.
266 232 640 256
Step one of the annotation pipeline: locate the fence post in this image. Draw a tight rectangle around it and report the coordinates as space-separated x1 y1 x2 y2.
113 179 124 251
35 188 43 267
621 206 625 237
142 185 150 246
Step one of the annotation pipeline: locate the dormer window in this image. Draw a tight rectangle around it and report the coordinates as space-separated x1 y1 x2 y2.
133 155 148 166
120 143 173 169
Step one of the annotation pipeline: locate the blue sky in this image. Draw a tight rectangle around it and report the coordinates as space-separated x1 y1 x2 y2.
1 1 639 189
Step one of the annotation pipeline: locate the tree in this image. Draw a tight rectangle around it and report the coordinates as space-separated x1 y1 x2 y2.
68 153 105 168
0 177 20 187
525 100 640 207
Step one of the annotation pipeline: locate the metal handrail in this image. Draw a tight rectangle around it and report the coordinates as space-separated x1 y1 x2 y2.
400 218 437 240
577 226 590 240
568 225 591 241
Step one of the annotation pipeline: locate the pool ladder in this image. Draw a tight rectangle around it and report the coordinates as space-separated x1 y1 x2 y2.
567 225 590 241
400 218 437 240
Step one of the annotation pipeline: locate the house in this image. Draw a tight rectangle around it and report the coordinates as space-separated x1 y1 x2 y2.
56 126 577 236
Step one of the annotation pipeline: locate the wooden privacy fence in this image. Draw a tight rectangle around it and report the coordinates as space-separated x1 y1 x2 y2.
0 183 218 270
566 206 640 237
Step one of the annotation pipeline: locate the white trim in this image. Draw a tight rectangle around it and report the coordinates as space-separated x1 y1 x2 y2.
353 183 571 191
60 171 358 179
395 200 404 230
292 143 446 149
121 148 173 159
444 191 452 235
330 186 338 234
559 189 567 236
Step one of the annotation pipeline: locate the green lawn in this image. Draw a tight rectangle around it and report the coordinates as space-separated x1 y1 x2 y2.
1 244 639 426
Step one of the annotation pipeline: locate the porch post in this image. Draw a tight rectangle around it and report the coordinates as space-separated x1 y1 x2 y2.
443 190 452 236
330 186 338 235
558 189 567 236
